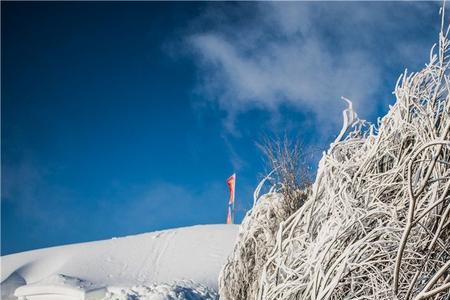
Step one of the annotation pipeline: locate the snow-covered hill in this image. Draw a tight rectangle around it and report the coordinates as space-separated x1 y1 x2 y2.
1 224 238 300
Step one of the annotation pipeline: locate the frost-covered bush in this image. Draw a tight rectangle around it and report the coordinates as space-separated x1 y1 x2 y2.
220 9 450 300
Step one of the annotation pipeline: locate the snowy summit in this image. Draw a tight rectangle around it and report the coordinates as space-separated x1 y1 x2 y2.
1 225 238 300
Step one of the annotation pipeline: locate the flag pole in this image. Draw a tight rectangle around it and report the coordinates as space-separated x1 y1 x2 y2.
226 173 236 224
232 174 236 224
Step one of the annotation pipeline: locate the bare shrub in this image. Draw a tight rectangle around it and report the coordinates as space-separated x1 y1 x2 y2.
258 136 313 214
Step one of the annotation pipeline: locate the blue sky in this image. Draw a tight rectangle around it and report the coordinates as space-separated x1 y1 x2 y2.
1 2 443 255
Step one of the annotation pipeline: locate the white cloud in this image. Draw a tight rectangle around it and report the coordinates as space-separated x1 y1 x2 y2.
187 2 440 133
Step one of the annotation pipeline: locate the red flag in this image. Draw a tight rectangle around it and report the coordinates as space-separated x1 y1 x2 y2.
227 173 236 205
226 206 232 224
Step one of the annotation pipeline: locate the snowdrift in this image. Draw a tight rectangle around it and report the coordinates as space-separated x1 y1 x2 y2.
219 12 450 300
1 224 238 300
14 274 106 300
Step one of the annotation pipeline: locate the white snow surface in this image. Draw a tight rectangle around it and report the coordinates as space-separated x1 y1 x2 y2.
1 224 238 300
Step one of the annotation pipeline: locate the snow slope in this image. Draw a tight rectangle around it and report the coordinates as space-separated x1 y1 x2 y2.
1 224 238 300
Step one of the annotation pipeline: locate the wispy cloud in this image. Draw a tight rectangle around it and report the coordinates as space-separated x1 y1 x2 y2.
2 157 233 253
100 181 229 233
2 159 74 228
187 2 439 134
